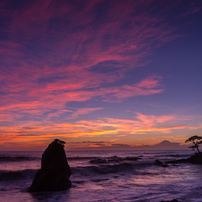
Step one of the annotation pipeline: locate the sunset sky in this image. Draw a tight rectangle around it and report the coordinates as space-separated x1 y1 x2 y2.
0 0 202 150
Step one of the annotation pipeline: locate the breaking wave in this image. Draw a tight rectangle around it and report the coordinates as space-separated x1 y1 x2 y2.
0 169 37 182
89 155 141 164
71 161 154 176
0 161 155 182
157 154 190 158
67 156 97 161
0 156 40 162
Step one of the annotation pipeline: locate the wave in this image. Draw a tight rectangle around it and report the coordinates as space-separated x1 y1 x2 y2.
67 156 97 161
0 169 37 182
89 155 141 164
0 161 155 183
72 163 134 175
71 161 154 176
0 156 40 162
155 153 191 158
0 156 102 162
0 154 141 168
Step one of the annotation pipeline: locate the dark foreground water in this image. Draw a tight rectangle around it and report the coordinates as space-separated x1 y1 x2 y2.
0 150 202 202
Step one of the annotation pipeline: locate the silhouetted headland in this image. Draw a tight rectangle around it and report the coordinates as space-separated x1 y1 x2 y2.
165 152 202 164
155 152 202 167
155 136 202 166
28 139 71 192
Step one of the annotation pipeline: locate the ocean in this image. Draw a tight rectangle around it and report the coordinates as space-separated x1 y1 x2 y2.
0 150 202 202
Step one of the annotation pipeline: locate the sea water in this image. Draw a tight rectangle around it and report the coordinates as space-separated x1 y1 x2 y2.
0 150 202 202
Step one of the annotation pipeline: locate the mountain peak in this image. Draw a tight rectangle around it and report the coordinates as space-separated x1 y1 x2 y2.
156 140 172 145
152 140 181 149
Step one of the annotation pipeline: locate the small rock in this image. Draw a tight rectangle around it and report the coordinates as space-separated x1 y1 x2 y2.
161 164 169 167
154 160 163 165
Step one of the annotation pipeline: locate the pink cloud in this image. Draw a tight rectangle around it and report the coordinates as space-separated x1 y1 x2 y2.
0 75 163 121
136 76 163 89
1 0 193 110
70 108 103 118
1 0 185 72
98 76 164 101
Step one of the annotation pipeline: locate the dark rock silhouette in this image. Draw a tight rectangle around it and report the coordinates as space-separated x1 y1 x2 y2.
154 159 163 165
161 163 169 167
154 159 168 167
28 139 71 192
187 152 202 164
157 152 202 165
161 199 180 202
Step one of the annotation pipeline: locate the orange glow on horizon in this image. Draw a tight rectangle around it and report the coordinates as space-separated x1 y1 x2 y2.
0 112 195 150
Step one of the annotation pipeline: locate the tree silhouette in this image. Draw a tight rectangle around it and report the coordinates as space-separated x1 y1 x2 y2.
54 139 66 147
185 135 202 153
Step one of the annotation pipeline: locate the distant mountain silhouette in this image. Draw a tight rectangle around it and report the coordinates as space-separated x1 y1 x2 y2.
71 140 189 150
151 140 183 150
113 140 188 150
155 140 172 145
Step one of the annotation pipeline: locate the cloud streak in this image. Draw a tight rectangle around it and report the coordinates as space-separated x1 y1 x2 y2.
0 112 194 149
0 75 163 123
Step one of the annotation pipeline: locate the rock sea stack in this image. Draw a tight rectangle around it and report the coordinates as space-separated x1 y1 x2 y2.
28 139 71 192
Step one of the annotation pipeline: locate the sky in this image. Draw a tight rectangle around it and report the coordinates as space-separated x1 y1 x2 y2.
0 0 202 150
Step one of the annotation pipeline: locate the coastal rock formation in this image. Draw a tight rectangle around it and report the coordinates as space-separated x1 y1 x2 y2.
154 159 169 167
166 152 202 165
28 139 71 192
155 152 202 166
187 152 202 164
